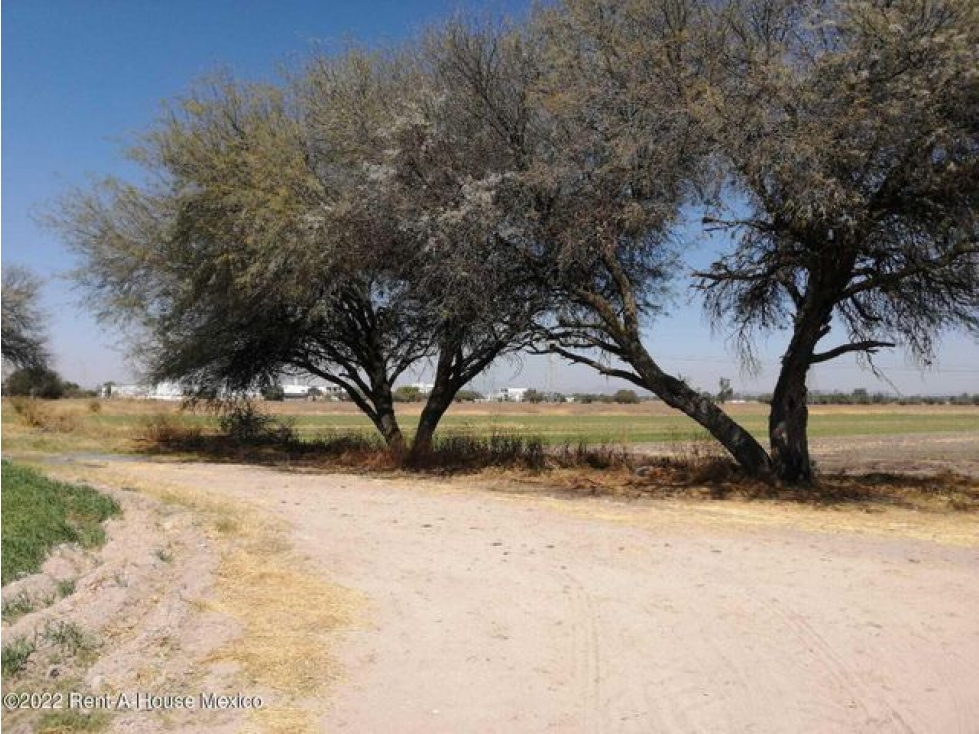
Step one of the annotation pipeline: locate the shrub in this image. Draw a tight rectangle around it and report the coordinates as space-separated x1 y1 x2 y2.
1 636 36 676
3 367 65 398
393 385 423 402
613 389 640 404
136 413 201 445
9 397 77 432
261 384 285 401
218 397 296 444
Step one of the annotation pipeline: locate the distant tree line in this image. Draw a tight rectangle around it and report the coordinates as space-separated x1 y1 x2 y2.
785 390 979 407
49 0 979 483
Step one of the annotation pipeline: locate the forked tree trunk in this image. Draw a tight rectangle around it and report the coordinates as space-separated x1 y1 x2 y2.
409 383 456 461
406 339 504 463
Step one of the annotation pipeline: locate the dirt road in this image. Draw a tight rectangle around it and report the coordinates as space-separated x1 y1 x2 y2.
88 461 975 734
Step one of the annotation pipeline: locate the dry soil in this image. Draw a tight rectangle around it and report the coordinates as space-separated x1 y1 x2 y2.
12 456 974 734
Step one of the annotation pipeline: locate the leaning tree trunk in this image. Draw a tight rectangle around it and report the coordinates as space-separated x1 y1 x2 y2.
370 387 406 454
627 348 772 478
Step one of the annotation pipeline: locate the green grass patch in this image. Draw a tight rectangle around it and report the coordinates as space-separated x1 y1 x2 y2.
37 708 112 733
1 636 37 675
282 409 979 445
1 460 120 585
1 591 40 622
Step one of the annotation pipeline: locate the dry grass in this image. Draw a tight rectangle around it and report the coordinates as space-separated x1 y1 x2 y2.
462 442 979 519
133 413 203 446
9 397 80 433
62 465 359 734
116 412 979 517
5 398 976 519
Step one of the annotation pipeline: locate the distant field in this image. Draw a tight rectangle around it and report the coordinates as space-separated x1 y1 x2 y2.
276 403 979 444
2 399 976 454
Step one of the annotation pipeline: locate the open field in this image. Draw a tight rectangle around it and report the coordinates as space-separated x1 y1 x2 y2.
3 398 978 451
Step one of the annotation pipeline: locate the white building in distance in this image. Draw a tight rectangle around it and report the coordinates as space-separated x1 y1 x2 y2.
490 387 530 402
281 383 345 400
102 382 185 400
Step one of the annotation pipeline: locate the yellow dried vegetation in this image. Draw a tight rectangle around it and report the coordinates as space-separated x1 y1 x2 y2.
62 463 360 734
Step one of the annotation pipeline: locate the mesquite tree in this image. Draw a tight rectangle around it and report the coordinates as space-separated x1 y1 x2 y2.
54 44 546 454
359 25 551 456
53 69 433 449
1 266 49 370
700 0 979 482
514 0 775 475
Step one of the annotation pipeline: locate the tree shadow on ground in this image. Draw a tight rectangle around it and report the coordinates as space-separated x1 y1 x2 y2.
137 427 979 514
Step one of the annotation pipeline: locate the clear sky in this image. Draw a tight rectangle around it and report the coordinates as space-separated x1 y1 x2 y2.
3 0 977 396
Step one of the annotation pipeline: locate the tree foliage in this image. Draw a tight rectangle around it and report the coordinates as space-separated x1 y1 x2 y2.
1 266 49 370
53 46 545 454
698 0 979 481
3 367 65 399
507 0 775 475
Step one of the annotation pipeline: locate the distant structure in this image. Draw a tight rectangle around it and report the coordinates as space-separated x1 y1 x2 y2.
101 381 184 400
101 378 346 401
490 387 530 402
282 382 345 400
150 381 185 401
282 383 311 400
410 382 435 395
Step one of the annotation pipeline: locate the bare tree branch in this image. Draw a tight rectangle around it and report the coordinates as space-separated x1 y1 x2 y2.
809 340 897 365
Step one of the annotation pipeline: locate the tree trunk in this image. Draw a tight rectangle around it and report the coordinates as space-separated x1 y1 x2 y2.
375 410 405 453
370 387 405 454
628 349 772 477
769 360 812 484
409 384 456 462
767 294 836 485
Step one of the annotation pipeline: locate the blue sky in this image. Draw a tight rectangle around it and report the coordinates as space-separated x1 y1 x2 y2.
3 0 977 395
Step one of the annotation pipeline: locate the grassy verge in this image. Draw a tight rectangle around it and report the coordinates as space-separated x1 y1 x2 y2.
1 460 120 585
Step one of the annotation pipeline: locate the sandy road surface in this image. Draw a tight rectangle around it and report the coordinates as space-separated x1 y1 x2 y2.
110 462 979 734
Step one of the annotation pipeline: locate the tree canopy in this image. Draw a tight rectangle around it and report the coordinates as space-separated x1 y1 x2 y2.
1 266 49 370
50 0 978 481
53 42 546 454
698 0 979 480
